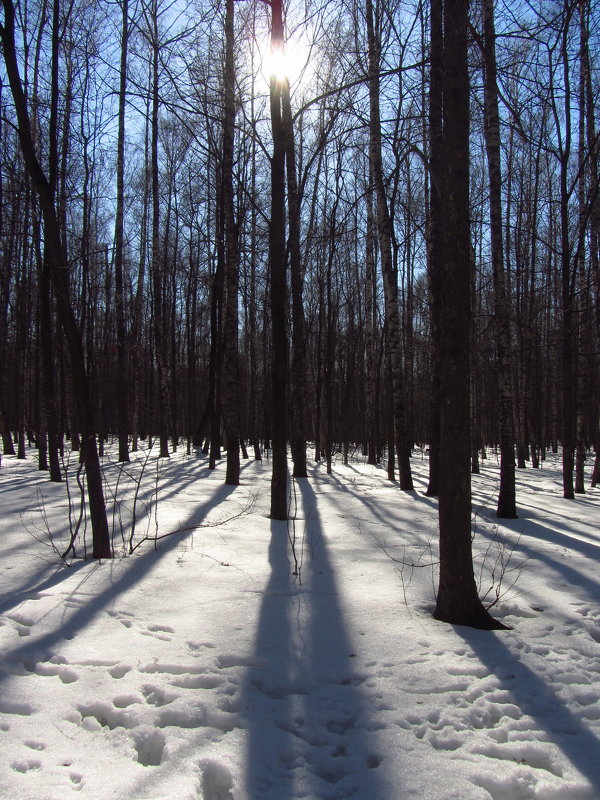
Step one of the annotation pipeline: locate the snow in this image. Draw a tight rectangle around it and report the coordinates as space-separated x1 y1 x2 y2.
1 444 599 800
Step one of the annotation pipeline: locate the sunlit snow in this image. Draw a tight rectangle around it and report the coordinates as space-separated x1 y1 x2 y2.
1 444 599 799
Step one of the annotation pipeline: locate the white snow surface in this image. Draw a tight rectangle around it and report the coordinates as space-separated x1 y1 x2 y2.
1 444 599 800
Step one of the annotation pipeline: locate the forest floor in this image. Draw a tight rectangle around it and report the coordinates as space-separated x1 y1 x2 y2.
0 443 599 800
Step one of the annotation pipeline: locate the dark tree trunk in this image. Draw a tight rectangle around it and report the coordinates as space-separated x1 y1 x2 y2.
482 0 517 518
430 0 505 630
222 0 240 485
149 8 170 459
425 0 443 498
365 162 378 466
366 0 413 491
113 0 130 463
269 0 288 520
1 0 111 558
283 79 307 479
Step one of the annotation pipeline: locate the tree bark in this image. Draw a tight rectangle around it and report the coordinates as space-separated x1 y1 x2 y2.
283 79 307 479
366 0 413 490
113 0 130 463
222 0 240 485
269 0 288 520
431 0 505 629
482 0 517 518
1 0 111 558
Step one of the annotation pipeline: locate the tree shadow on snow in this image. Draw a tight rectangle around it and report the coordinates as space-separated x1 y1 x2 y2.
458 626 600 793
0 483 238 672
242 479 391 800
475 515 600 604
0 560 90 618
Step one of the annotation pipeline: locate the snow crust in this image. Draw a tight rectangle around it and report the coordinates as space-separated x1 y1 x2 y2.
1 445 599 799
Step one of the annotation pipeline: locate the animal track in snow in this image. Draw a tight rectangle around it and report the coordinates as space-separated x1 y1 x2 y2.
0 699 34 716
69 771 84 790
472 740 564 778
24 659 79 684
107 608 134 628
139 661 209 676
147 623 175 634
77 701 140 730
171 672 225 690
187 640 216 651
112 694 142 709
140 624 173 641
11 758 41 773
108 663 132 679
6 612 35 636
23 738 46 750
133 728 166 766
198 759 234 800
216 653 267 670
325 714 356 735
141 684 178 707
157 703 238 733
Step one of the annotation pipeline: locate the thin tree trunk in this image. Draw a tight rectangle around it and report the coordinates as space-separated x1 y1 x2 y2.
269 0 288 520
365 158 378 466
149 3 170 458
222 0 240 485
482 0 517 518
283 78 307 479
113 0 130 463
366 0 413 490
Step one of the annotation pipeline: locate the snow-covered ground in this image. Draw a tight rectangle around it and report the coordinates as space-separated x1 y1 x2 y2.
1 443 599 800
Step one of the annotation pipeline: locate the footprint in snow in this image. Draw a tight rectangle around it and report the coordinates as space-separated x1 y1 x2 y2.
198 759 234 800
133 728 166 766
24 738 46 751
69 771 84 791
11 759 41 773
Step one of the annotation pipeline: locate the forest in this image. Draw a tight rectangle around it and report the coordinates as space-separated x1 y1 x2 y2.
1 0 599 609
1 1 600 795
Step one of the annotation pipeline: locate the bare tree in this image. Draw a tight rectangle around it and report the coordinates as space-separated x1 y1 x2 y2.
481 0 517 518
366 0 413 490
1 0 111 558
430 0 505 629
269 0 288 520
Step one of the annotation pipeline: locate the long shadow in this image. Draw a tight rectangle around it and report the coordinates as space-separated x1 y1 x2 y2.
1 483 238 671
507 502 600 558
242 479 391 799
459 626 600 791
242 520 298 800
0 561 89 618
475 516 600 603
323 467 438 549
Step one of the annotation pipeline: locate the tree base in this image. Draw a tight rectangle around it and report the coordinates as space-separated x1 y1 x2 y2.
433 603 511 631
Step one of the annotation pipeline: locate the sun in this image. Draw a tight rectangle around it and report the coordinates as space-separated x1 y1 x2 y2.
260 39 309 89
265 43 288 83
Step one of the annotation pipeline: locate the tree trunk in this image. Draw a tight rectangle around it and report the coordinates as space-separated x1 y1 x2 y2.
113 0 130 463
365 160 378 466
425 0 443 497
149 4 170 459
269 0 288 520
222 0 240 485
1 0 111 558
366 0 413 491
430 0 505 629
283 79 307 479
482 0 517 518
